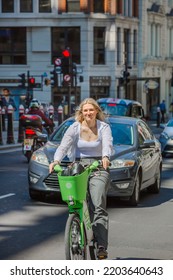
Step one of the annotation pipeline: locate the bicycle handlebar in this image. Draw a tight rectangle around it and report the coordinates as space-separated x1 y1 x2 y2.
54 160 100 174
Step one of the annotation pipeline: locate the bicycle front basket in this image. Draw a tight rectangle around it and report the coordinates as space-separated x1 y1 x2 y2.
58 168 89 202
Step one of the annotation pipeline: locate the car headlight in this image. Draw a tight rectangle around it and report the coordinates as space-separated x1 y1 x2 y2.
160 132 169 140
31 151 49 166
110 159 135 169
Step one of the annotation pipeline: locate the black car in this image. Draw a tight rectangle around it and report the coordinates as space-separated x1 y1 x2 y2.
28 116 162 206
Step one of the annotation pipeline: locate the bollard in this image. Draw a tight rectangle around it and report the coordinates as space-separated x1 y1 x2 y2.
18 104 25 143
48 104 54 122
57 105 64 125
0 106 3 145
7 105 15 144
2 107 6 131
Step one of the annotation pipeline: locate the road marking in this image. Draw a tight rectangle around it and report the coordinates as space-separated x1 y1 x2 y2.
0 193 15 199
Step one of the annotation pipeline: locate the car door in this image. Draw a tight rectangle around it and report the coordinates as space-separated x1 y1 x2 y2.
137 122 157 186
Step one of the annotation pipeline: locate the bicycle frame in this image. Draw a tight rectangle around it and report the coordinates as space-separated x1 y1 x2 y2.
54 161 99 258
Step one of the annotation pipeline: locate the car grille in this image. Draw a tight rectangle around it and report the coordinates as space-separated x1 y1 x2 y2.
43 172 60 190
165 145 173 151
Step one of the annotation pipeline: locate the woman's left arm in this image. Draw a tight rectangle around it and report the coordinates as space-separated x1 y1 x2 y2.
101 124 114 159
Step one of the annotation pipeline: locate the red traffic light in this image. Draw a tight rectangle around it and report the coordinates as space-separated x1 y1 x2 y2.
62 49 70 57
29 77 35 84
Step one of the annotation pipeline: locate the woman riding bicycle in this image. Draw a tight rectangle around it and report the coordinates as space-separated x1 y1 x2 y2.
49 98 114 259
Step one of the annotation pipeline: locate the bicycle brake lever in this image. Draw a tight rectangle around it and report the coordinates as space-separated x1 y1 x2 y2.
54 164 62 173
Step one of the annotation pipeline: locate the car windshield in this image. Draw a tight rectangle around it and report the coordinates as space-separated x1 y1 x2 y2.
110 123 134 145
99 103 129 116
167 119 173 127
51 120 75 142
51 119 133 146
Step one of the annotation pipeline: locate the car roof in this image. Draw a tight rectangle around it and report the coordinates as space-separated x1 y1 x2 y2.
97 98 142 106
59 115 139 126
106 115 138 125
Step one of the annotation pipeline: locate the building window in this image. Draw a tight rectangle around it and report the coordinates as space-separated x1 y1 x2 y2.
150 23 161 57
116 0 122 14
39 0 51 12
93 1 104 13
123 0 132 17
2 0 14 13
133 30 137 65
123 29 130 66
117 28 121 65
94 27 106 65
20 0 33 13
0 28 26 64
52 27 80 64
66 0 80 12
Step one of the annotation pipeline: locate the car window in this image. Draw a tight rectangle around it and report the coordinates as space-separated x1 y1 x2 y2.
131 105 142 118
51 120 74 142
137 122 154 145
99 103 128 116
110 123 134 145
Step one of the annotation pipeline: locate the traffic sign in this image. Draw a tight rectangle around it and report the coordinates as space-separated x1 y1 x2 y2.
55 66 62 74
54 58 62 66
64 74 71 82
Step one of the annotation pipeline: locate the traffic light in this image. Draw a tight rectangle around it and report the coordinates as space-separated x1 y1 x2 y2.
61 48 71 75
18 73 26 88
50 69 58 87
28 77 36 88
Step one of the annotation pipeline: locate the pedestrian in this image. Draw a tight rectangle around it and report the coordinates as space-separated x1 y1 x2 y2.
1 88 17 131
1 88 17 112
156 105 161 128
49 98 114 259
159 100 166 123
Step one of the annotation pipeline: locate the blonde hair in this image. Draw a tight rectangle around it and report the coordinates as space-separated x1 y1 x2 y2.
75 98 105 122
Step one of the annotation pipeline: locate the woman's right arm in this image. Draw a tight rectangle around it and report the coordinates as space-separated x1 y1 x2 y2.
49 123 77 172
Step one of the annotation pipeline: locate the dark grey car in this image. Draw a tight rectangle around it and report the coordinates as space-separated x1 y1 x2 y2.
28 116 162 206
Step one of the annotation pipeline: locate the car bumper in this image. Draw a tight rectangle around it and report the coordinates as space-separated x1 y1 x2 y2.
28 162 136 198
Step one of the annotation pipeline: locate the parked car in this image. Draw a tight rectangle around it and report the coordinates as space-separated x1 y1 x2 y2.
97 98 145 119
159 118 173 157
28 116 162 206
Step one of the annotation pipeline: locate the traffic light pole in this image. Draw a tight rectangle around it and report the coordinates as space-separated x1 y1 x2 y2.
26 70 31 108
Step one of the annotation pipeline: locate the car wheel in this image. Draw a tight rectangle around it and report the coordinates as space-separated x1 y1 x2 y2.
148 167 161 194
128 173 141 206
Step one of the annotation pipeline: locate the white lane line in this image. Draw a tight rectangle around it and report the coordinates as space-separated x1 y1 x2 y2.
0 193 15 199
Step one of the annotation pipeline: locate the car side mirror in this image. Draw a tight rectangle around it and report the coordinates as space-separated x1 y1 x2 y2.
37 134 48 143
140 139 155 149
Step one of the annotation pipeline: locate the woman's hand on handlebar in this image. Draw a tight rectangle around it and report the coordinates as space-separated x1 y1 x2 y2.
49 161 60 173
102 157 110 170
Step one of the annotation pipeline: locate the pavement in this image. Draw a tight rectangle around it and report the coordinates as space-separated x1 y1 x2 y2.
0 120 163 151
0 120 22 151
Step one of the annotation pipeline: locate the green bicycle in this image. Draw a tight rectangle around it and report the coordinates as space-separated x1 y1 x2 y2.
54 161 100 260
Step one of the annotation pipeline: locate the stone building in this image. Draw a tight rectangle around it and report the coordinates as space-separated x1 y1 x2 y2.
0 0 173 120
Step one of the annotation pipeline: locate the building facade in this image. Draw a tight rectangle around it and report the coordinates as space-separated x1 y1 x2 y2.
0 0 173 120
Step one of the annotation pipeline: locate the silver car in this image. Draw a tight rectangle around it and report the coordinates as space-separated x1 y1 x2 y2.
159 118 173 157
28 116 162 206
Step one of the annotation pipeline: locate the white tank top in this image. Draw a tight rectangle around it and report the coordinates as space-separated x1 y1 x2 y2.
76 135 102 158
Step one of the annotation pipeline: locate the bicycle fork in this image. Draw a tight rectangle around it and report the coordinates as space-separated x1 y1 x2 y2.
79 201 94 248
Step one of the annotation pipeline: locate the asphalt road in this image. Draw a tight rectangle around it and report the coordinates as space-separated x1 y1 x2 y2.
0 148 173 260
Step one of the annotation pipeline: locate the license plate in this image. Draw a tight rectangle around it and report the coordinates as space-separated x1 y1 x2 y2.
24 139 34 151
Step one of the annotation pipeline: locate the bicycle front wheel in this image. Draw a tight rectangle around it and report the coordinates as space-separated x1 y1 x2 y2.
65 213 87 260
